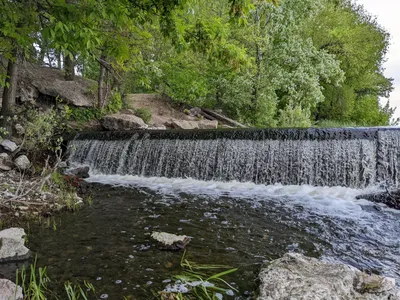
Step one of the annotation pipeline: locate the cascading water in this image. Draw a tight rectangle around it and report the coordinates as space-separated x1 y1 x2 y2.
68 127 400 188
20 127 399 298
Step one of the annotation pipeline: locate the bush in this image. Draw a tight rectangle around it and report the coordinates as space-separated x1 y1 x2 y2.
278 104 312 128
65 91 123 122
23 107 67 153
133 107 152 123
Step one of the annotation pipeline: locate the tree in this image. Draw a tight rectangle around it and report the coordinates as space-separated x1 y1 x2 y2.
307 0 395 125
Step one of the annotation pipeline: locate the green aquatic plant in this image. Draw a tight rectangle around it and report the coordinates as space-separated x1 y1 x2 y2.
18 257 50 300
16 257 96 300
157 250 238 300
64 280 95 300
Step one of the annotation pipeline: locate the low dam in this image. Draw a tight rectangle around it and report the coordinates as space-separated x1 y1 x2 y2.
68 127 400 188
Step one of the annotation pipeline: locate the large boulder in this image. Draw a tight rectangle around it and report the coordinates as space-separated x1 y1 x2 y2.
258 253 400 300
102 114 148 130
14 155 30 171
0 140 18 153
171 120 218 130
16 64 96 107
0 228 30 262
0 279 23 300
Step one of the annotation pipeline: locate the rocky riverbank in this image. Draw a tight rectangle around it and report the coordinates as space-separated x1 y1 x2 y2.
0 228 30 300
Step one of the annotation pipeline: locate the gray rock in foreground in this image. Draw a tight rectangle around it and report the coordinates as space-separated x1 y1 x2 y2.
0 279 23 300
102 114 148 130
258 253 400 300
0 228 30 262
0 140 18 153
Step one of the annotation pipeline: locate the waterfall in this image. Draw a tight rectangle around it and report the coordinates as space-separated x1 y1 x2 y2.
68 128 400 188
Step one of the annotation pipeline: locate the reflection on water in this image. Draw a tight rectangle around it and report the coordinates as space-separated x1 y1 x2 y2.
24 176 400 299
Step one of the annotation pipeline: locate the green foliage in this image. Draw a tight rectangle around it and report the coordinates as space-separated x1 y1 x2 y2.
22 107 67 153
308 0 394 126
65 91 122 122
1 0 396 128
278 104 312 128
105 91 123 114
133 107 152 124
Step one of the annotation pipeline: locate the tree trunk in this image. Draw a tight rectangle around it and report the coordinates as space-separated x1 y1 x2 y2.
64 54 75 81
252 8 262 107
98 53 106 108
0 56 19 131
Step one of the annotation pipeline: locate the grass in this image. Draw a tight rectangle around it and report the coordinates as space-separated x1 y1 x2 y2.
155 250 238 300
16 256 96 300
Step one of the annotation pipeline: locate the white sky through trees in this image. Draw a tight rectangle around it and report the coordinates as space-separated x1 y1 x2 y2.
356 0 400 120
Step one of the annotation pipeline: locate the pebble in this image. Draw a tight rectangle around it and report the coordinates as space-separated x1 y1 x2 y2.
115 280 122 284
100 294 109 299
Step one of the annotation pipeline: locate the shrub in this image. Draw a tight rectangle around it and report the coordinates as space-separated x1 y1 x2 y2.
23 107 67 153
133 107 152 123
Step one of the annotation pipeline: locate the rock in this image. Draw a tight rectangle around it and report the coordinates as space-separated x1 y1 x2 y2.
0 228 30 262
151 232 191 251
0 279 23 300
258 253 400 300
0 140 18 152
0 153 12 171
65 166 90 179
148 124 167 130
102 114 148 131
357 190 400 210
171 120 218 130
14 155 30 171
189 107 202 117
17 83 39 103
58 161 68 168
14 124 25 136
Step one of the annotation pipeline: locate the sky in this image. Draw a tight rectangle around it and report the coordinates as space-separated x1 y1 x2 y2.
355 0 400 120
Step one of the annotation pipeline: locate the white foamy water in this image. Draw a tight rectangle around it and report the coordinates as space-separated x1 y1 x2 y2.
84 174 400 283
86 174 391 218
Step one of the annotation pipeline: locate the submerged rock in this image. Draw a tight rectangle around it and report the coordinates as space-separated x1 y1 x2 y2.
0 279 23 300
102 114 148 131
258 253 400 300
0 228 30 262
65 166 90 179
151 232 191 251
357 190 400 209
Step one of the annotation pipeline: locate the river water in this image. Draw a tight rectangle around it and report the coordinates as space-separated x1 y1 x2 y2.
23 175 400 299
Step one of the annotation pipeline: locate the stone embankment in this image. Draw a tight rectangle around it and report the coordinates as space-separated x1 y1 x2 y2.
0 228 30 299
258 253 400 300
